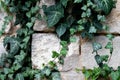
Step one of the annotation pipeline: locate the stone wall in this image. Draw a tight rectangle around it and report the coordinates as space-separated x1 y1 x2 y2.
31 0 120 79
0 0 120 80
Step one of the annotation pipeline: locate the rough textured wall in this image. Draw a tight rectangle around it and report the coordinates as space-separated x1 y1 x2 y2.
31 0 120 80
0 0 120 80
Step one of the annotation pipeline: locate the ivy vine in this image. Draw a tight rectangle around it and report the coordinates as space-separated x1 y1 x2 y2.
0 0 119 80
0 0 63 80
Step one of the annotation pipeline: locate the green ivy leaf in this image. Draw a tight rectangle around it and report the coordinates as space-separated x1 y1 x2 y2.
14 50 26 62
56 23 67 37
60 0 68 7
25 1 31 8
110 71 120 80
97 15 106 22
94 0 115 14
70 28 76 35
23 36 30 43
8 74 13 79
15 73 24 80
31 17 36 23
26 12 31 18
48 61 56 67
86 8 91 17
41 66 51 76
34 73 41 80
101 55 109 62
81 12 87 18
0 74 5 80
52 51 60 58
26 22 33 29
70 36 76 42
92 42 102 53
106 34 114 41
12 63 22 71
93 21 103 30
43 4 64 27
89 26 97 33
74 0 83 3
105 42 113 54
31 6 39 14
81 5 87 11
60 41 67 47
95 55 102 65
60 48 67 56
66 16 75 27
82 68 92 80
4 68 10 75
77 25 84 31
52 72 61 80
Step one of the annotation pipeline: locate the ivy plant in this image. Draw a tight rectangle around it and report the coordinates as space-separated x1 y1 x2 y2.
0 0 118 80
43 0 116 40
42 0 118 80
0 0 64 80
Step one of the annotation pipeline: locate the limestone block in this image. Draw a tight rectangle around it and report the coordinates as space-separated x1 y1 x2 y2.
0 36 7 57
61 71 84 80
80 36 110 69
80 36 120 70
33 0 55 31
105 0 120 34
32 33 81 71
108 37 120 69
32 33 82 79
32 33 60 69
0 12 11 33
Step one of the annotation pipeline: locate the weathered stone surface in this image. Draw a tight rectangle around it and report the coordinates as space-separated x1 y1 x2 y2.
32 34 83 79
32 34 81 70
80 36 110 69
0 12 11 33
32 33 60 69
33 0 55 32
58 36 81 72
0 36 7 57
106 0 120 34
108 37 120 69
61 70 84 80
80 36 120 69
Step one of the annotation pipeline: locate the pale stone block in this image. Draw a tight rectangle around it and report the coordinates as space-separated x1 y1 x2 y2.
108 37 120 69
32 33 60 69
32 34 81 71
105 0 120 34
32 33 83 79
80 36 120 69
80 36 110 69
0 36 7 57
0 12 11 33
33 0 55 31
61 71 84 80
